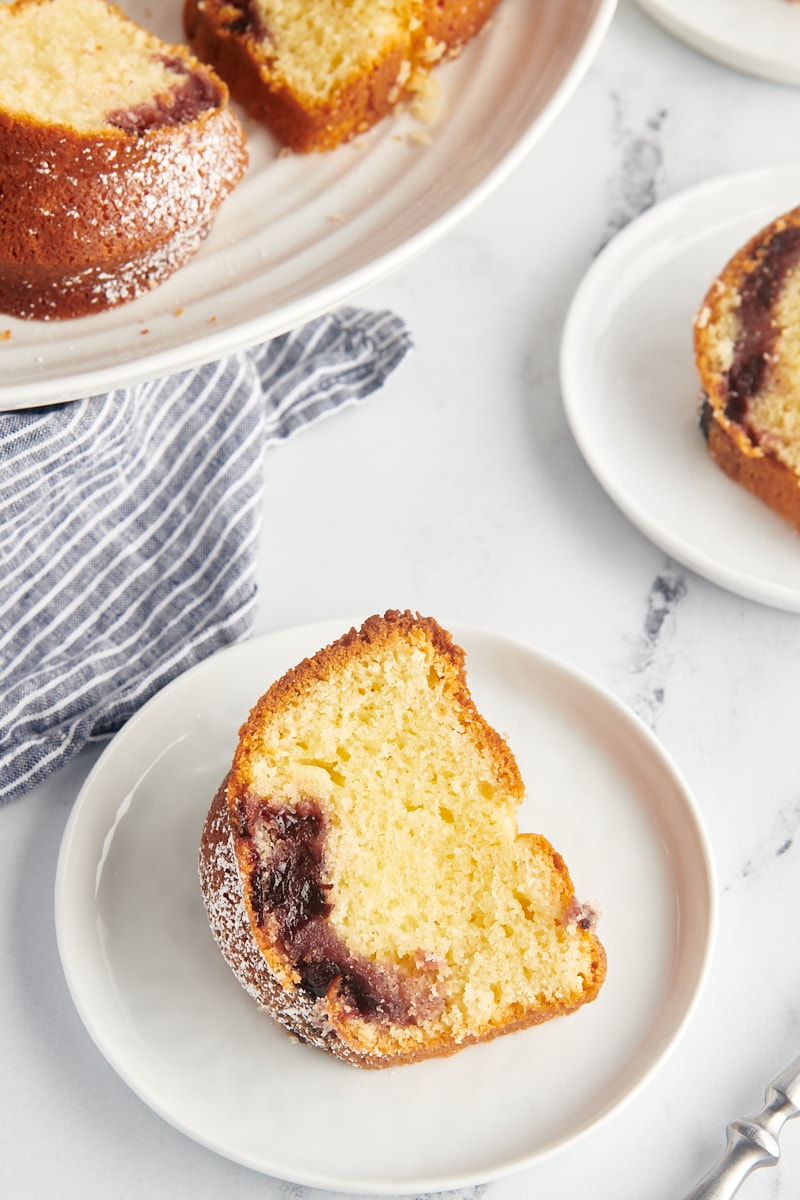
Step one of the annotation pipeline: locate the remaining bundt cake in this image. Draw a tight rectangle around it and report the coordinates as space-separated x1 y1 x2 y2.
0 0 248 321
200 610 606 1069
694 206 800 532
183 0 503 153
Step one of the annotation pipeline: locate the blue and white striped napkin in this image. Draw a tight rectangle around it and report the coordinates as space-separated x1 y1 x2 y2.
0 307 411 804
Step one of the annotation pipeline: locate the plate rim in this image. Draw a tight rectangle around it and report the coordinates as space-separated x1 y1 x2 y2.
635 0 800 85
54 616 717 1194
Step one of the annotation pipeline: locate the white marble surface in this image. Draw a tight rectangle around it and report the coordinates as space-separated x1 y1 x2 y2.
5 1 800 1196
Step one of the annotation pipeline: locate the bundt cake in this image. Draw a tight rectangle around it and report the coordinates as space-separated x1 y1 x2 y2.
200 610 606 1069
694 206 800 532
183 0 503 153
0 0 248 321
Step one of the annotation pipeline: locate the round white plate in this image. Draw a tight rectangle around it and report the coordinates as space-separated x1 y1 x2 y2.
636 0 800 85
0 0 616 411
55 618 715 1194
561 164 800 613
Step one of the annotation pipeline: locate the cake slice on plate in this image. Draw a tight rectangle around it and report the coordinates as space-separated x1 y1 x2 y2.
200 610 606 1068
695 205 800 531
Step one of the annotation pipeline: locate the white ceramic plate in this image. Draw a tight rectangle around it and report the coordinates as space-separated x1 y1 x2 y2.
55 618 715 1194
636 0 800 85
0 0 616 411
561 164 800 613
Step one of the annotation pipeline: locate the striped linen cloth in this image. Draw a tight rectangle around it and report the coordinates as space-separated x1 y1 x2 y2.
0 307 411 804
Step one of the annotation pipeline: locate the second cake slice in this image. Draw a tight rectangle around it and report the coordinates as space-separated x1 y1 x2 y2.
183 0 503 152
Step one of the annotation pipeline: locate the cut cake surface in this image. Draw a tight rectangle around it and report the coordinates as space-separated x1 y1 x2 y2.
200 611 606 1069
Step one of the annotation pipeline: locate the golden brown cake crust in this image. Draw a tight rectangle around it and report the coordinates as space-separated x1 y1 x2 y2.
703 409 800 533
183 0 504 153
0 0 248 320
199 610 607 1070
694 206 800 532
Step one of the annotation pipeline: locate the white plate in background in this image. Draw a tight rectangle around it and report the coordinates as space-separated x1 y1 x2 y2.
55 618 715 1194
561 164 800 612
0 0 617 410
636 0 800 85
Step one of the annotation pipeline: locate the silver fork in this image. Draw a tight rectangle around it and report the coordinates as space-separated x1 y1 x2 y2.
681 1054 800 1199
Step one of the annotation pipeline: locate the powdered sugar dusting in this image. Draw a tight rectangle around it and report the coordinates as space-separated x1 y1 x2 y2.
0 63 247 320
199 783 347 1059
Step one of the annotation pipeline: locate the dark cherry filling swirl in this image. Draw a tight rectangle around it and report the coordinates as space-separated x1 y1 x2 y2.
220 0 266 37
723 225 800 427
241 794 441 1025
106 58 223 134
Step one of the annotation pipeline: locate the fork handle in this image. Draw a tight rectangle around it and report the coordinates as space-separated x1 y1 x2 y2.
681 1061 800 1200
